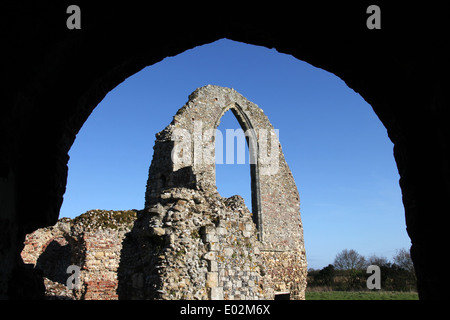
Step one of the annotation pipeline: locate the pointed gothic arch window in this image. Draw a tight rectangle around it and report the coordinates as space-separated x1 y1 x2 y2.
214 103 263 239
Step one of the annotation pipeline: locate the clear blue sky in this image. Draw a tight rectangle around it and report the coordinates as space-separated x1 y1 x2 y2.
60 39 411 270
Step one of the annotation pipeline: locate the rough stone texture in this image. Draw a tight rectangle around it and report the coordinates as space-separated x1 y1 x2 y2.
20 194 266 300
118 188 268 300
144 85 306 299
21 87 306 300
2 3 450 299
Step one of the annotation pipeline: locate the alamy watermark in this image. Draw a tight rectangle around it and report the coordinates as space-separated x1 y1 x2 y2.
366 265 381 290
366 5 381 30
66 265 81 289
65 264 381 291
170 121 280 175
66 5 381 31
66 5 81 29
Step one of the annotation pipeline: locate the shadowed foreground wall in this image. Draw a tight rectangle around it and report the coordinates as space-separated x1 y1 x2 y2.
21 210 137 299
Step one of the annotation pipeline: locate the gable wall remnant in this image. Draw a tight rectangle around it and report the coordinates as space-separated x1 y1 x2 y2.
145 86 304 249
144 85 306 299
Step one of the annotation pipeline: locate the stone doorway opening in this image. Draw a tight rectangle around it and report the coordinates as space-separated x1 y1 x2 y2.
274 292 291 300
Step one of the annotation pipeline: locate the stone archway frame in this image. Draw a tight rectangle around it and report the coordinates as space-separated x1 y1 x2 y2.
2 3 448 299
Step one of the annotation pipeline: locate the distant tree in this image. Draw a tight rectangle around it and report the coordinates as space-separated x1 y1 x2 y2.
367 254 389 267
393 248 415 273
315 264 335 287
333 249 366 271
333 249 367 290
310 249 417 292
392 248 417 290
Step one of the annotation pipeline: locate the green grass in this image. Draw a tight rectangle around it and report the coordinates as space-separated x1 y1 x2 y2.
305 291 419 300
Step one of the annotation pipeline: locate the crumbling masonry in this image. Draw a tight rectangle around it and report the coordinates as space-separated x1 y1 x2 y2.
21 85 307 299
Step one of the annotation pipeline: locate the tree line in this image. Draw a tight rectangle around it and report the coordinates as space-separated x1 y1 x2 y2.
307 248 417 291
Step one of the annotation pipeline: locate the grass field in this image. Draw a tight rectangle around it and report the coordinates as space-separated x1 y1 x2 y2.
305 291 419 300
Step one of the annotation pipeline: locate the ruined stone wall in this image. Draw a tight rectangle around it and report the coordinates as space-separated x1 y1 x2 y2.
145 85 307 299
21 86 306 300
119 187 267 300
21 194 268 300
